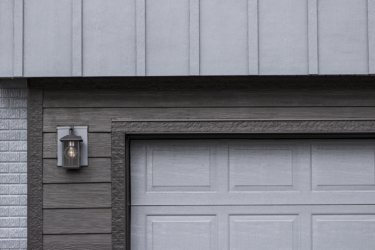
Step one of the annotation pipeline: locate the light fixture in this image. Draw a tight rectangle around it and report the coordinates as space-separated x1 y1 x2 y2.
60 126 83 169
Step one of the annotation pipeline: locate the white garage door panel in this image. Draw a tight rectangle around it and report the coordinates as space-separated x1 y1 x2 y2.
313 215 375 250
312 141 375 190
131 205 375 250
131 139 375 205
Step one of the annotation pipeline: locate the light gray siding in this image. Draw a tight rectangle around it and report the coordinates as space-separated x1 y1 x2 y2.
0 79 27 249
1 0 375 76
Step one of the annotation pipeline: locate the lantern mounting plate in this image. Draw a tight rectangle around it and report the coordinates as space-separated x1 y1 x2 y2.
57 126 88 167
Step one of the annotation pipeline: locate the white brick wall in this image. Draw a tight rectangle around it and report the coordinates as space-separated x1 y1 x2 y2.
0 79 27 249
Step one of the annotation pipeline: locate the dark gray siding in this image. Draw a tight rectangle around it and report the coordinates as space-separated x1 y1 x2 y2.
34 76 375 249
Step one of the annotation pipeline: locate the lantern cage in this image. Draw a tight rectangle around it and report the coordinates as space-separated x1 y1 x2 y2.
60 127 83 169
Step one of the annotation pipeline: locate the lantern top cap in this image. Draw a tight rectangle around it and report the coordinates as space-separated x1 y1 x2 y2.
60 126 83 142
60 134 83 142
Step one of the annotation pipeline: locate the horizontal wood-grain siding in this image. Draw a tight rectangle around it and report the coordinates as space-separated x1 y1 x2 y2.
37 80 375 249
43 88 375 108
43 133 56 158
43 234 112 250
43 158 111 183
43 133 111 158
44 107 375 132
43 183 111 208
43 209 111 234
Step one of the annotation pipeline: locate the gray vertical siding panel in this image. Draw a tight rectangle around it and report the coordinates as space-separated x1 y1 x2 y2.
0 0 23 77
189 0 200 75
200 0 250 75
1 0 375 76
72 0 83 77
24 0 73 76
258 0 309 75
82 0 136 76
308 0 318 74
369 0 375 74
318 0 369 74
146 0 190 76
0 1 14 77
13 0 23 77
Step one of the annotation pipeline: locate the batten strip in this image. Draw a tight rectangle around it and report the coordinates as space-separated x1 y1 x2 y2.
308 0 318 74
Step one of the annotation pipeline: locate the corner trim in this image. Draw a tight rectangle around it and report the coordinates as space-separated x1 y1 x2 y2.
27 86 43 249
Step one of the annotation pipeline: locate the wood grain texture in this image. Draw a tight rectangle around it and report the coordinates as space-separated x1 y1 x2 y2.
0 0 14 77
43 158 111 183
43 183 111 208
43 133 56 158
83 0 136 76
28 87 43 250
258 0 308 75
44 107 375 132
43 209 111 234
88 133 111 157
318 0 369 74
44 234 112 250
24 0 73 76
43 133 110 158
44 87 375 108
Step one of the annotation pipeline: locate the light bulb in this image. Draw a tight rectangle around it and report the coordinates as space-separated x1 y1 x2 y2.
68 147 76 158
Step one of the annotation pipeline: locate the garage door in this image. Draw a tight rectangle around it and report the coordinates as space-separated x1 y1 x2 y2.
131 139 375 249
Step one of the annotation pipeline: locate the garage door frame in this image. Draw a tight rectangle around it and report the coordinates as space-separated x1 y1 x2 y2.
111 118 375 250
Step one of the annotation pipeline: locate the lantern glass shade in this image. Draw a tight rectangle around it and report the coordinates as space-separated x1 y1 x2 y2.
62 140 80 168
60 128 83 169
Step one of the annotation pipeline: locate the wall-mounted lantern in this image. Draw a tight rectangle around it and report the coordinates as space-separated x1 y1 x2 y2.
60 126 83 169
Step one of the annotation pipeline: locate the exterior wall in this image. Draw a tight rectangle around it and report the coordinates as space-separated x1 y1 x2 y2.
0 79 27 249
29 76 375 249
1 0 375 77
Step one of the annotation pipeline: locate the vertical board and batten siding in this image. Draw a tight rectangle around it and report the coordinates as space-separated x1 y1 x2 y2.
24 0 74 77
2 0 375 76
32 76 375 248
258 0 308 75
0 0 23 77
318 0 369 74
82 0 136 76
